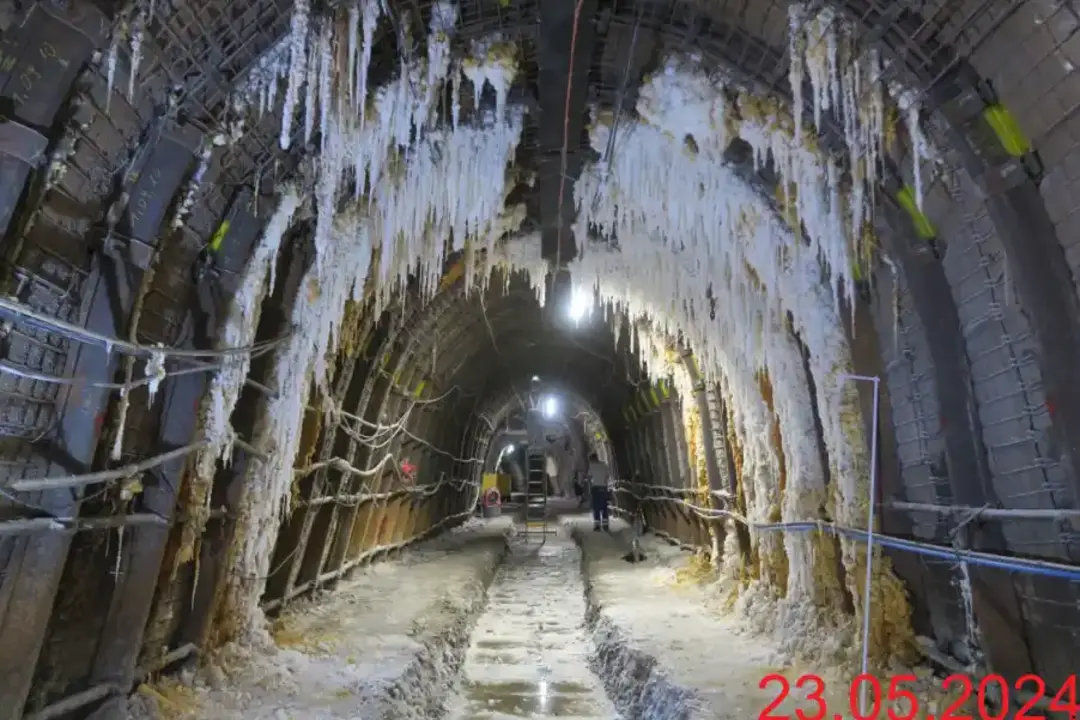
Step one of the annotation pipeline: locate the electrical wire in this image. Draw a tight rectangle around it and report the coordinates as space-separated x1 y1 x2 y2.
295 453 481 507
615 485 1080 582
553 0 586 274
0 297 289 359
8 441 212 493
327 384 461 451
0 359 226 391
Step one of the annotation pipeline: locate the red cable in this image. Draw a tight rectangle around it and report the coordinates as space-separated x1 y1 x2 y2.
554 0 586 270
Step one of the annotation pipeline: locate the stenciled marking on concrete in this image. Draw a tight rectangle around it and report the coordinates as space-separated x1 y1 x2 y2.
447 535 617 719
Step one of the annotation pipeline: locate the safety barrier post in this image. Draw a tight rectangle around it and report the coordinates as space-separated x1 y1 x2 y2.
841 372 880 717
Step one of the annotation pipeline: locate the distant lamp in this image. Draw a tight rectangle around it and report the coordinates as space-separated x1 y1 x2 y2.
567 288 591 324
541 395 559 419
503 444 515 456
531 375 540 382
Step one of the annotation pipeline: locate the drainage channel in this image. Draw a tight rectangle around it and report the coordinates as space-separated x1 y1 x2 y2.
444 533 618 719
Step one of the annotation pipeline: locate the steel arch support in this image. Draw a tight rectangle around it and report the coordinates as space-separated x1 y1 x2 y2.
878 193 1032 677
0 123 199 717
681 349 727 555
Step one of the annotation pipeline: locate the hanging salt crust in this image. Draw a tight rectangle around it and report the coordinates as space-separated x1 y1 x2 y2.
212 0 527 636
173 190 301 567
516 9 922 658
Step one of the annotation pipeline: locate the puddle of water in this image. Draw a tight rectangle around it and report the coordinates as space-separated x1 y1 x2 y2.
461 679 594 716
475 639 523 650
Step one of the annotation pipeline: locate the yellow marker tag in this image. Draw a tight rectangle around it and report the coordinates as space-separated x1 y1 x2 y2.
982 104 1031 158
413 380 426 398
209 219 231 252
650 388 660 407
896 186 936 240
659 379 670 399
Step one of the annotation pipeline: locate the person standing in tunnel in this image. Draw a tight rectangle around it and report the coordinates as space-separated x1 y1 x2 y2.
587 451 610 531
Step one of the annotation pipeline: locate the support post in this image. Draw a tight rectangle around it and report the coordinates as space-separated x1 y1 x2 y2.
841 373 880 716
682 351 726 558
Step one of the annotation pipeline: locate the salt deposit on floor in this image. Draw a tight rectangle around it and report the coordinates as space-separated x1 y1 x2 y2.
132 519 510 720
446 532 617 720
575 518 863 720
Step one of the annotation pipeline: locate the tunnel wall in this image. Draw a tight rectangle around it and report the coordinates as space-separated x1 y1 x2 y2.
0 0 1079 717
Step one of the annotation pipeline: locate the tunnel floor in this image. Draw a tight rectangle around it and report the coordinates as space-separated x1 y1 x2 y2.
131 517 876 719
446 534 616 719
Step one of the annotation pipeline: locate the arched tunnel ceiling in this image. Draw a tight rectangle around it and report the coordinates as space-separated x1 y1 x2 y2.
386 269 639 465
2 0 1080 716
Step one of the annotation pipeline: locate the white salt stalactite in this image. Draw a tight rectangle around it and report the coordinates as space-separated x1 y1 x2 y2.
303 32 319 145
105 35 120 111
195 189 301 483
357 0 380 129
225 208 372 639
317 19 334 148
127 6 146 101
513 51 884 646
280 0 311 149
171 142 214 230
787 4 807 144
898 89 927 210
220 8 531 636
346 2 360 110
110 388 129 461
144 348 167 407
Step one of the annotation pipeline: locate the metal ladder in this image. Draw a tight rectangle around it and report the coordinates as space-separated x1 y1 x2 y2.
523 452 550 543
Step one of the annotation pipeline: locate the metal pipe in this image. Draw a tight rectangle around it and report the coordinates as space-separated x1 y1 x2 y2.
23 683 116 720
886 500 1080 520
134 643 198 681
0 513 167 537
841 372 880 718
10 441 211 492
22 643 198 720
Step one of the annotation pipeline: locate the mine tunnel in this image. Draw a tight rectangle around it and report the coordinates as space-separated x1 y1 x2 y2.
2 0 1080 717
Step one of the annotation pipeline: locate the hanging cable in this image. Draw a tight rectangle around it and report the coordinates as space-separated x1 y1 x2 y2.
615 485 1080 582
0 297 290 359
8 441 211 493
0 359 226 391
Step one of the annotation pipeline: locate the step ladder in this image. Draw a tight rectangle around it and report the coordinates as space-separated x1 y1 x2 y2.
522 452 552 543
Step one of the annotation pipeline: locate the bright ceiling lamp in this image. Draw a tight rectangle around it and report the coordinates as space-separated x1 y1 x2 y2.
568 287 592 324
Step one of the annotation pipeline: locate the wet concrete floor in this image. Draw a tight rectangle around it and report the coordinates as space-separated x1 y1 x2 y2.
446 534 617 719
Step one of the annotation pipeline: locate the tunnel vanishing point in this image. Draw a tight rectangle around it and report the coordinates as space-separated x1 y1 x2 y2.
0 0 1079 716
